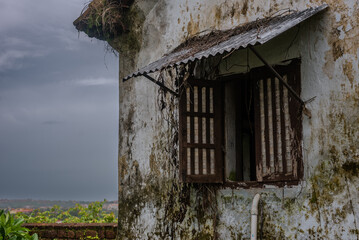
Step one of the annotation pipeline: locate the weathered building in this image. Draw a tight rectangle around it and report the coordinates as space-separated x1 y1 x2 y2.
75 0 359 239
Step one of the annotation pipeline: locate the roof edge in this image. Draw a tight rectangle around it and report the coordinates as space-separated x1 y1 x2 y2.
124 4 328 81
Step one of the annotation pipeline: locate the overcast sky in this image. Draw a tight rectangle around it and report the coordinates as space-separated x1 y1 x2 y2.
0 0 119 201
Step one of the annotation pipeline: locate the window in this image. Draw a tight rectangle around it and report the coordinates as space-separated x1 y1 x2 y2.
179 60 303 184
179 79 224 183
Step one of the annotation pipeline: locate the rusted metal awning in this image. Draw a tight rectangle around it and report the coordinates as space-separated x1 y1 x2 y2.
124 4 328 81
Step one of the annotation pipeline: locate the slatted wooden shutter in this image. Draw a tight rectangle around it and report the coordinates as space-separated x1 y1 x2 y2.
254 63 302 182
179 79 223 183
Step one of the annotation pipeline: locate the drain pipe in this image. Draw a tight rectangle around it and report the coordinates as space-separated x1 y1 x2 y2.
251 193 261 240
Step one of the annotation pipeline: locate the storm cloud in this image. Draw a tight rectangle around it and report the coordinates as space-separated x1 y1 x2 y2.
0 0 118 201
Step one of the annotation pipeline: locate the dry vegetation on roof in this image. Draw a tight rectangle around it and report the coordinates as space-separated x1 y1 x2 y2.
169 9 295 64
73 0 134 41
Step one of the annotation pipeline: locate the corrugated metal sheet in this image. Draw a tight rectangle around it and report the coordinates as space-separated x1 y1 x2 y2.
124 4 328 81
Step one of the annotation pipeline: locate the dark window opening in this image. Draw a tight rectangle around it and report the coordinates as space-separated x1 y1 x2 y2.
233 76 256 182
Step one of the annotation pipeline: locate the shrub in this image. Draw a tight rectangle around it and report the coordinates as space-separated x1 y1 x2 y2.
0 210 38 240
16 201 117 224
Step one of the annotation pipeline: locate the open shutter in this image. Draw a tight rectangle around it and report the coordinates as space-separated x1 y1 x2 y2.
179 79 223 183
254 62 302 182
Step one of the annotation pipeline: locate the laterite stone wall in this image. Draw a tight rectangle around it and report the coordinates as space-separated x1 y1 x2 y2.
23 223 117 240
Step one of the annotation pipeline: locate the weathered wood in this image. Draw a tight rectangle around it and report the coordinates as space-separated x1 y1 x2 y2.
271 77 279 174
206 86 211 175
180 78 223 182
190 87 195 175
249 46 304 105
263 78 271 176
179 82 187 181
198 87 203 175
279 79 287 175
254 77 263 182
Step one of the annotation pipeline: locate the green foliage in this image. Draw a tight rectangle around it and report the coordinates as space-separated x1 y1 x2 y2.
0 210 38 240
15 201 117 224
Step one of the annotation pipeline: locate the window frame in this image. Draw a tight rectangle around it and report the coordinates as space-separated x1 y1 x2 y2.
179 60 303 186
179 78 224 183
253 61 303 183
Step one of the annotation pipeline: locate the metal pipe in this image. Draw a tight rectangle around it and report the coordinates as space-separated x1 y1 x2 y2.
251 193 261 240
249 46 304 106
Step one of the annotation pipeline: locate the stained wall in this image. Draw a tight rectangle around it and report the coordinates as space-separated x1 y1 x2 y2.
115 0 359 239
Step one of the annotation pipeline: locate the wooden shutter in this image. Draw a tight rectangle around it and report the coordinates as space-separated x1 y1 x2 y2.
254 62 303 182
179 79 223 183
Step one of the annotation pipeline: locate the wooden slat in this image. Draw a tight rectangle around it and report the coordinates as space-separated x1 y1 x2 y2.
198 87 203 175
262 172 297 181
184 143 216 148
206 86 211 175
271 77 279 174
179 86 187 181
267 78 274 173
274 78 283 173
254 78 263 182
185 174 223 183
294 65 303 179
279 80 287 174
283 75 292 173
190 88 195 175
185 112 215 118
288 68 302 179
263 78 271 175
288 73 295 178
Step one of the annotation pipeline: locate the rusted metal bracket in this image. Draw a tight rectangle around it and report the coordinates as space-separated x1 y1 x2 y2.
143 74 179 97
249 46 305 106
124 73 179 97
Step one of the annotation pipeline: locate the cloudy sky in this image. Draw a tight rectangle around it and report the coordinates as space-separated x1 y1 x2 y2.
0 0 119 201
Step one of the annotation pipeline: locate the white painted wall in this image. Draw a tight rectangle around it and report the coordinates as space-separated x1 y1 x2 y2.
118 0 359 238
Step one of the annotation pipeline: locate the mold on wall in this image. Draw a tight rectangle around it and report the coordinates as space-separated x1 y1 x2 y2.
113 0 359 239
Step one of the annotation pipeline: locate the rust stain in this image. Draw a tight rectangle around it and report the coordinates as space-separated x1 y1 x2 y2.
343 60 355 88
322 0 359 81
215 6 222 21
211 5 222 28
241 0 249 15
187 13 199 36
332 40 344 61
118 155 128 181
231 2 241 23
149 151 160 176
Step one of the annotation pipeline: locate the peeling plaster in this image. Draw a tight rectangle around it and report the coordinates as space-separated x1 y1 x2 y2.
113 0 359 238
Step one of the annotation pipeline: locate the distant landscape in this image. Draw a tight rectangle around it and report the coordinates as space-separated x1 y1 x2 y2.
0 199 118 213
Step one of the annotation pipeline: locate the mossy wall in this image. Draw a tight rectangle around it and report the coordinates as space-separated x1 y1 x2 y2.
114 0 359 239
24 223 117 240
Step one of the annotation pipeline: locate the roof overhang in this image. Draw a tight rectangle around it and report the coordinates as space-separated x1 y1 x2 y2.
124 4 328 81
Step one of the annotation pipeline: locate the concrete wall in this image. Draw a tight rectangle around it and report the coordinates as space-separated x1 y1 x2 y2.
115 0 359 239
